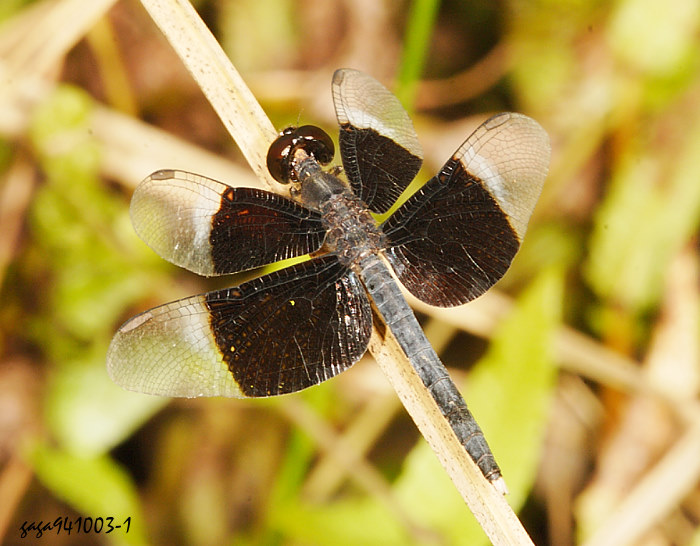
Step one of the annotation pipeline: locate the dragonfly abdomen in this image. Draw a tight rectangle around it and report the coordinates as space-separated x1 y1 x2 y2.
358 254 502 483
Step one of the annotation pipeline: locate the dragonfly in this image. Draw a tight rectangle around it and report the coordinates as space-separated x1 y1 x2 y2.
107 68 550 487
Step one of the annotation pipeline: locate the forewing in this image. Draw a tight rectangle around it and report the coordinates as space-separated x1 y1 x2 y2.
382 113 550 307
332 69 423 213
107 256 372 397
131 169 326 276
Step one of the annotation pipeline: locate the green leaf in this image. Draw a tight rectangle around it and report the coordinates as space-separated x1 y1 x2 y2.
46 350 167 456
608 0 699 76
396 0 441 110
466 267 562 511
394 441 478 544
272 496 407 546
29 84 101 180
28 443 149 546
220 0 296 72
584 116 700 312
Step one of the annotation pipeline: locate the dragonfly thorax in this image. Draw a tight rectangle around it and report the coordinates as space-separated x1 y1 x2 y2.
294 158 348 210
319 191 385 269
292 155 385 268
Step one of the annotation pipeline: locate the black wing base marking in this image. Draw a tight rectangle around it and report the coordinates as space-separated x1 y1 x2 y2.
206 255 372 397
107 256 372 398
332 69 423 214
210 186 326 275
382 158 519 307
382 112 550 307
130 170 327 277
339 124 422 214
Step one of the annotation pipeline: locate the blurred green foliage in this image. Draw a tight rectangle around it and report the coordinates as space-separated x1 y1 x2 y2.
15 84 167 542
28 85 168 452
29 444 148 545
396 0 441 109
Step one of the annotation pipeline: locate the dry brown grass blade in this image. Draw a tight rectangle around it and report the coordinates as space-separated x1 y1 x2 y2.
90 106 259 190
0 0 118 134
139 0 280 192
581 421 700 546
0 0 118 77
0 155 34 287
139 0 533 543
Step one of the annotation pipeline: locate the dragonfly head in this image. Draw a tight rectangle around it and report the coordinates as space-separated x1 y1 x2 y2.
267 125 335 185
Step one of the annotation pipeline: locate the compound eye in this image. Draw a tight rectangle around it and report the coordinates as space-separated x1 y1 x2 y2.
266 128 296 184
266 126 336 184
295 125 335 166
